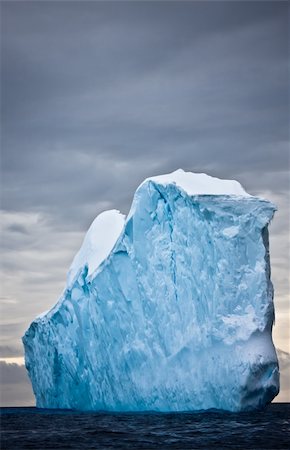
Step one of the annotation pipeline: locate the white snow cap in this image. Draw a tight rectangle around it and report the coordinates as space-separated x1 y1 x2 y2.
67 209 125 287
144 169 250 197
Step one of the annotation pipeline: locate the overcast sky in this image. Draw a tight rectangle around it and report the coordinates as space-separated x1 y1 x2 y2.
1 0 289 404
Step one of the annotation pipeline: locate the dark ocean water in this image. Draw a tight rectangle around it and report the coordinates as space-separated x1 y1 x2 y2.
1 403 290 450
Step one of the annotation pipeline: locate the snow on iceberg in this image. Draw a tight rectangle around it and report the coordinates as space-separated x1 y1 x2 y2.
23 169 279 412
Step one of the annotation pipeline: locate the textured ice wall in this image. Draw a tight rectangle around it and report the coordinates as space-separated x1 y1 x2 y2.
23 172 279 411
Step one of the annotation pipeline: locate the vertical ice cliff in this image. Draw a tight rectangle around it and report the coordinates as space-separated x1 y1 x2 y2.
23 169 279 411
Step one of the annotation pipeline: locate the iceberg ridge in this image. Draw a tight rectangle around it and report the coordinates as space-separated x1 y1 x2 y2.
23 169 279 411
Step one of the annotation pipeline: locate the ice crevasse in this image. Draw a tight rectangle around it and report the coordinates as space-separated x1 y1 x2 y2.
23 169 279 412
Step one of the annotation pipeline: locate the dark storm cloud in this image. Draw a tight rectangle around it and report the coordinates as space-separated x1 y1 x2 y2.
1 0 288 229
275 350 290 401
0 322 26 336
0 361 28 385
6 223 29 235
0 0 289 402
0 362 34 406
0 345 24 358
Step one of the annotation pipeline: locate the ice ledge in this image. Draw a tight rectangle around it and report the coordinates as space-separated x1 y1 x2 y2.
141 169 251 197
67 209 126 289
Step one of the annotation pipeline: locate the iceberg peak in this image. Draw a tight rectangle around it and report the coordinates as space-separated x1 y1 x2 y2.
142 168 250 197
67 209 125 287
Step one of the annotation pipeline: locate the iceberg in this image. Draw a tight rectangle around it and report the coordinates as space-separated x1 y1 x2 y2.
23 169 279 411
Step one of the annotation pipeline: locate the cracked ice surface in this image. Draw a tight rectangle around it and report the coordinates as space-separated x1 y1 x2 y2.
23 170 279 411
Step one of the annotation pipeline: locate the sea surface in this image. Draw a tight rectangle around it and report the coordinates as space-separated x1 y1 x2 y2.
1 403 290 449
